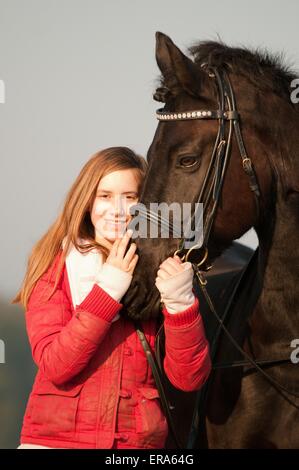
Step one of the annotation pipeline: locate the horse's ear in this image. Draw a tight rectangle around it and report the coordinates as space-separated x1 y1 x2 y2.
155 32 202 97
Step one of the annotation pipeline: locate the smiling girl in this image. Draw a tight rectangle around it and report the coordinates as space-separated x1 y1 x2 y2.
13 146 211 449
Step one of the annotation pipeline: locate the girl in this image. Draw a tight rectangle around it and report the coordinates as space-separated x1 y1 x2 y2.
12 146 211 449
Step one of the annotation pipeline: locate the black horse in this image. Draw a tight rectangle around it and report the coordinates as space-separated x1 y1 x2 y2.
123 32 299 448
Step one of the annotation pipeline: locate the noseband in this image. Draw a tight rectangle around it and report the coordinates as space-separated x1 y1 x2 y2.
156 65 261 269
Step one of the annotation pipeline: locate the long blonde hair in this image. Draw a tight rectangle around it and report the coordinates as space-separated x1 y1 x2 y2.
11 147 147 310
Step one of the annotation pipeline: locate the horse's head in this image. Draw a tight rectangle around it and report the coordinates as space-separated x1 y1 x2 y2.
123 32 283 320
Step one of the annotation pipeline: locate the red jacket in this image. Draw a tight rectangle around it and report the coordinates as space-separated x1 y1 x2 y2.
20 250 211 449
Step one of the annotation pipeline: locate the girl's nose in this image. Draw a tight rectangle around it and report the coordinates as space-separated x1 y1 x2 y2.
112 195 126 216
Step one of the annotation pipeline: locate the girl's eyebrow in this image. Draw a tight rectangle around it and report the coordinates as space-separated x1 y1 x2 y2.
96 189 138 195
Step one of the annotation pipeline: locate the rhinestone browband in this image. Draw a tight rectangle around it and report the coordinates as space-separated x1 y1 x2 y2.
156 108 238 121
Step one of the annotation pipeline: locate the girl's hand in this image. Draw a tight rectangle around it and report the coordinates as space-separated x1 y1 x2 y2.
95 229 139 310
155 255 195 314
106 229 139 275
156 255 184 280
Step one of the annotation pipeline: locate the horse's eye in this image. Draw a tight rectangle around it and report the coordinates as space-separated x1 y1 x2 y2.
179 155 198 168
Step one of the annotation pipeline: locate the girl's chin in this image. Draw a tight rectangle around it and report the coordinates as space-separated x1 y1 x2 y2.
95 224 129 244
101 230 126 242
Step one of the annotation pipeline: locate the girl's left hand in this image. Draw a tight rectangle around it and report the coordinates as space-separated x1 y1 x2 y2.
155 255 196 314
156 255 185 280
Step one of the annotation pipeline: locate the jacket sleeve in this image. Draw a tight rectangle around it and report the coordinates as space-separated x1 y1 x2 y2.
162 296 212 392
25 254 122 386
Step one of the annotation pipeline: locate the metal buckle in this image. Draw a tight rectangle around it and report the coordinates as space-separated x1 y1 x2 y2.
194 269 208 286
242 157 252 174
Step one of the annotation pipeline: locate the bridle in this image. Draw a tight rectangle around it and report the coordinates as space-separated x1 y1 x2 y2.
153 65 299 405
156 64 261 267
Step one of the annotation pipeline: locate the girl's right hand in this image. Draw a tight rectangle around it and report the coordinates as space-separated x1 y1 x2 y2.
106 229 139 275
95 229 138 309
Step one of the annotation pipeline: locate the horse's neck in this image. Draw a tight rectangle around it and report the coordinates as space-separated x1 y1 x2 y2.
255 188 299 350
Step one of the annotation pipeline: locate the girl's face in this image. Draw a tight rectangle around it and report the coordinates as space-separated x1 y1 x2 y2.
90 168 139 244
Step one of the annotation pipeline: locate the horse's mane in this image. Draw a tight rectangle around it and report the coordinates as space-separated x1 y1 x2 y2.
189 41 297 101
155 40 298 106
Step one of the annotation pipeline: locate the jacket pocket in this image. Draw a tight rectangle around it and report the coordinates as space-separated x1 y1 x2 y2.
30 379 84 437
136 387 168 440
